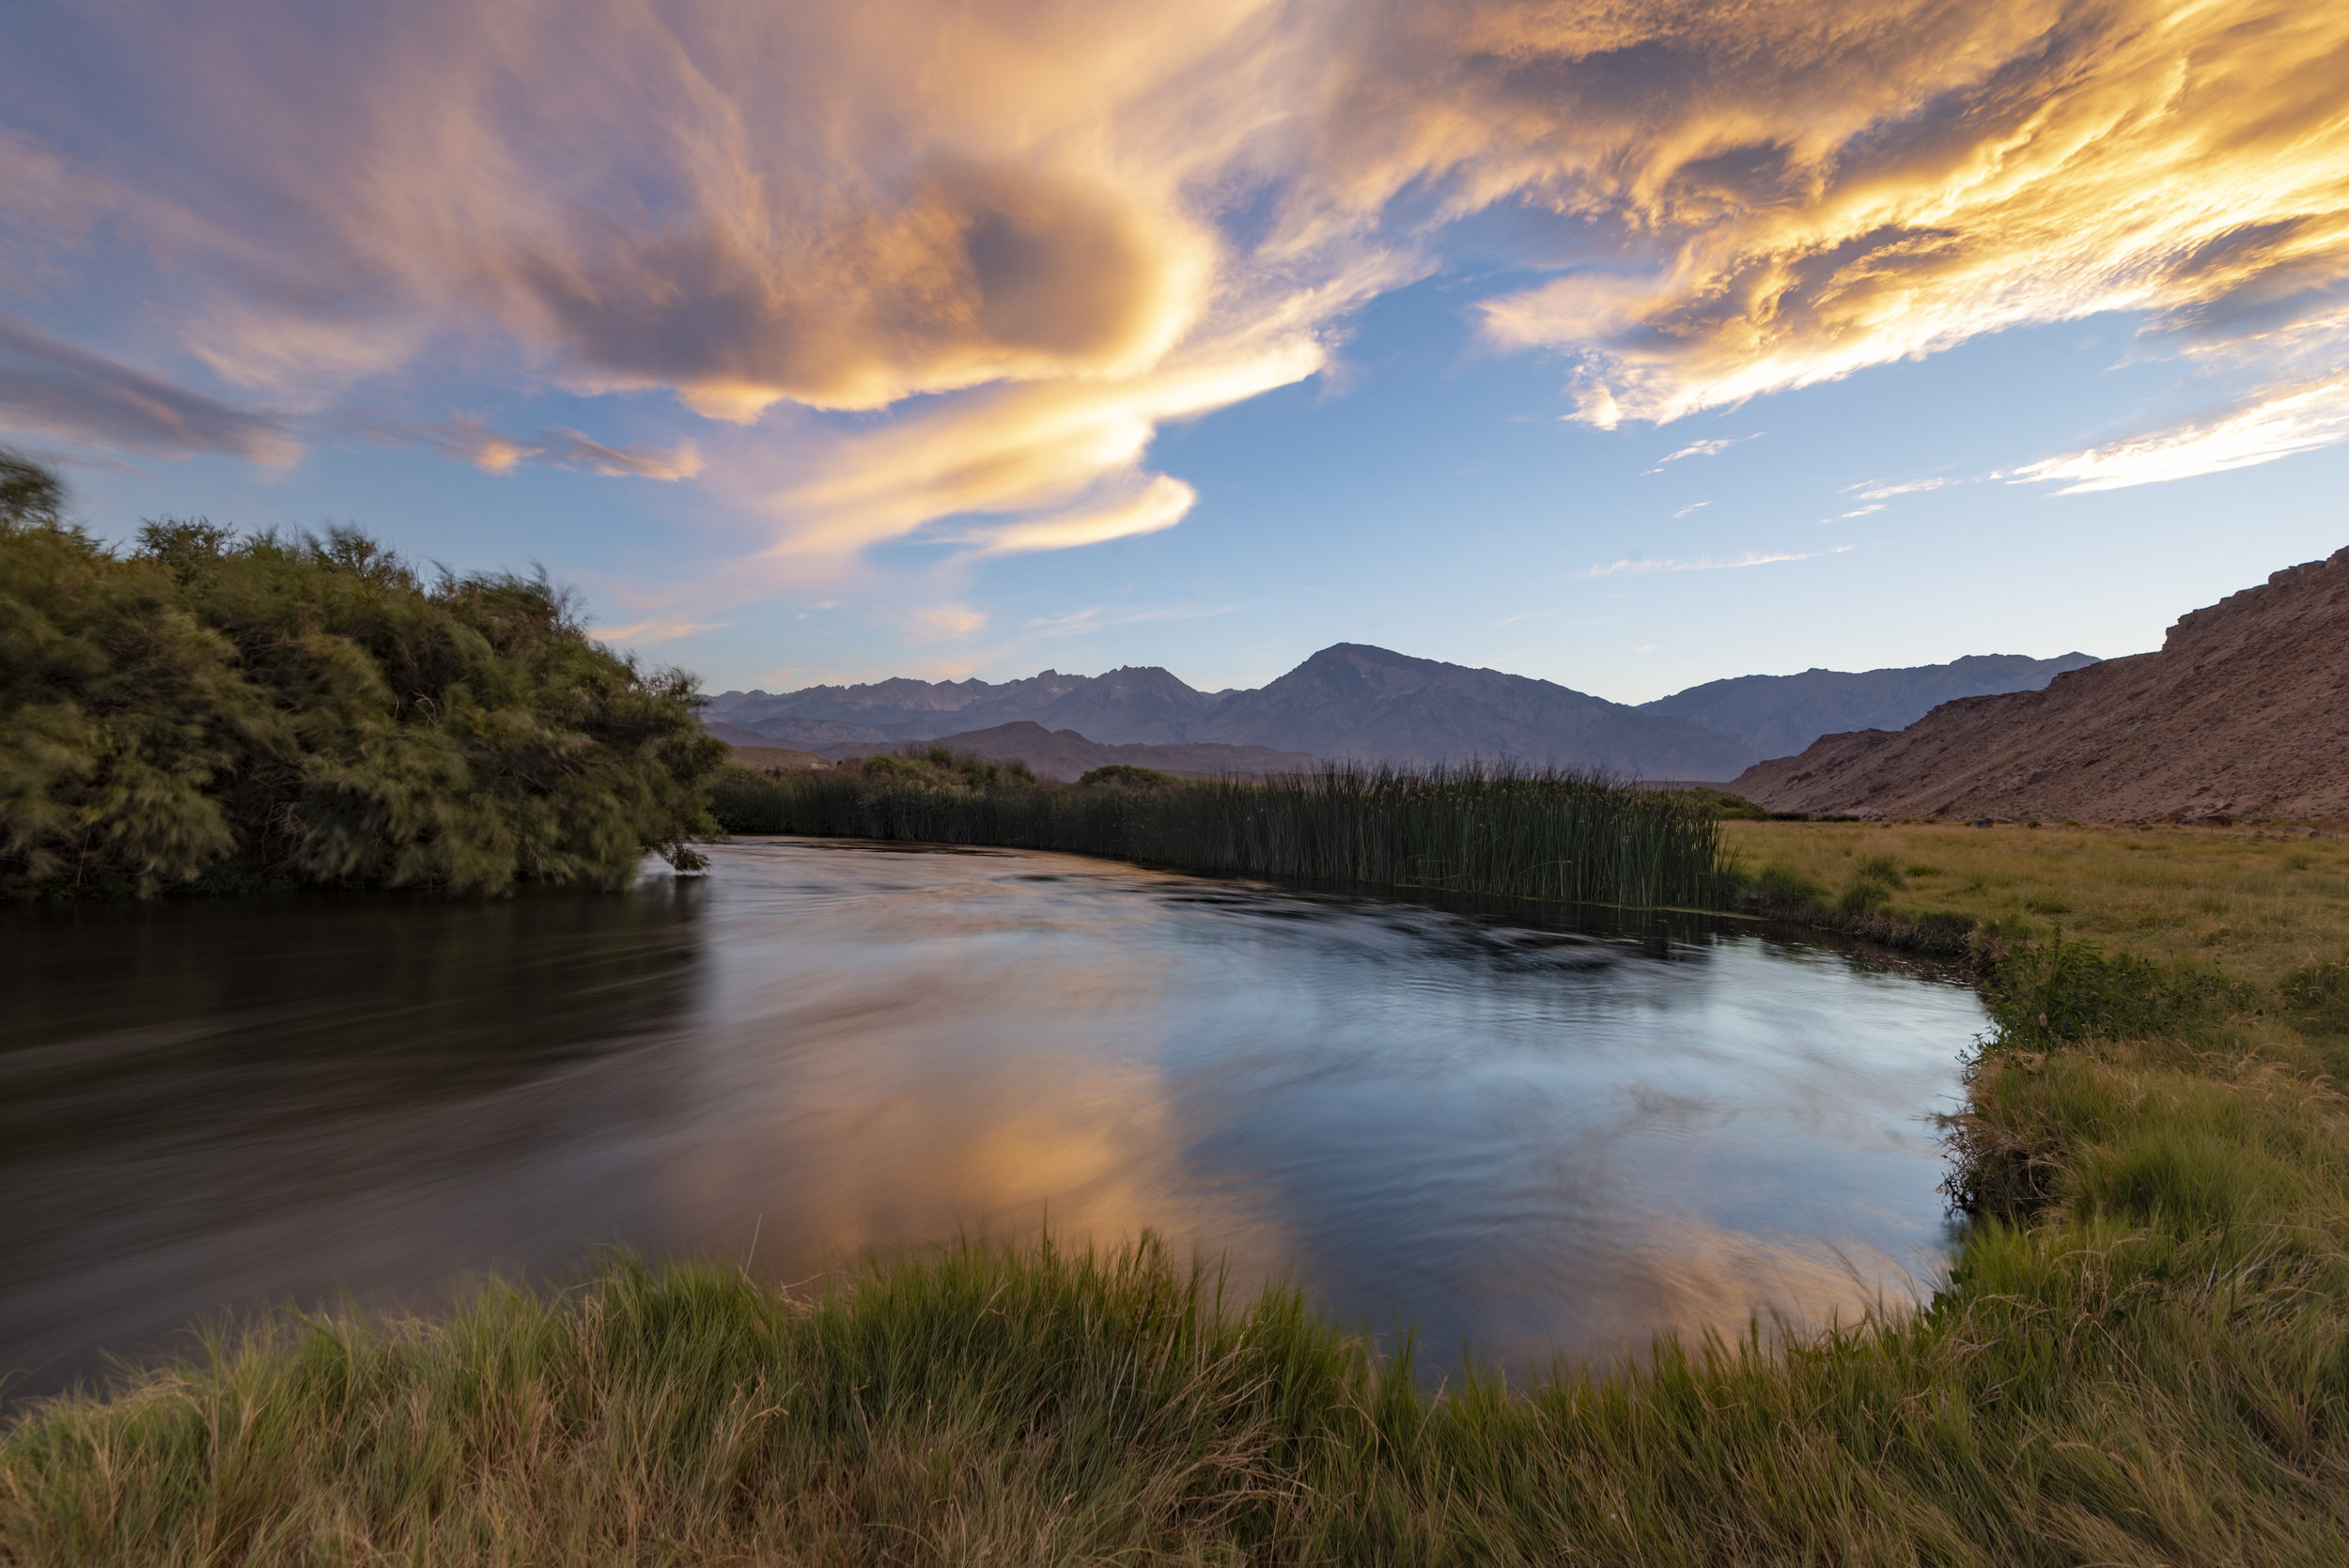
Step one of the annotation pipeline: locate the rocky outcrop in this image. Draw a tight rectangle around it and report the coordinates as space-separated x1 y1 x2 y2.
1733 549 2349 821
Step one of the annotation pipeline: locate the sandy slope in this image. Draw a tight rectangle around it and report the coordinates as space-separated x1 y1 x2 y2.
1733 548 2349 822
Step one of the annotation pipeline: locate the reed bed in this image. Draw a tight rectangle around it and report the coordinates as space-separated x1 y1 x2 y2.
709 757 1733 910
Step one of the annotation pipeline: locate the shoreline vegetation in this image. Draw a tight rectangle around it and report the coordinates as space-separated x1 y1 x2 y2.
708 747 1735 911
1 454 727 900
7 827 2347 1560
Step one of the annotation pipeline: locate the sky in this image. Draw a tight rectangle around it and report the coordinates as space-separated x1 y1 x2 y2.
4 0 2346 703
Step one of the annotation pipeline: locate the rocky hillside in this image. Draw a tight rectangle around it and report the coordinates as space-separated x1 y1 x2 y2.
1641 652 2097 760
1733 549 2349 821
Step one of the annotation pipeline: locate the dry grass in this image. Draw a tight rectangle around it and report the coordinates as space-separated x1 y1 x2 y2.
1724 818 2349 981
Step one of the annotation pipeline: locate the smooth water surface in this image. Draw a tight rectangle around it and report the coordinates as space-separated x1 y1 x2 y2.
1 840 1983 1400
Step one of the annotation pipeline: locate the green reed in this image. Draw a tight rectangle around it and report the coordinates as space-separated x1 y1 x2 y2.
709 757 1735 909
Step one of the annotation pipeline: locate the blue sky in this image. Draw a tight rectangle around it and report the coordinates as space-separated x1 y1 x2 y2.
8 0 2347 702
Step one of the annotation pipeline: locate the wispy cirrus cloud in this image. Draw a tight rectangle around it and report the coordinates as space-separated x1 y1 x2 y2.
0 311 296 465
1844 477 1952 502
592 614 731 646
538 428 705 482
1645 434 1761 472
370 416 702 480
1019 601 1240 638
2004 378 2349 494
1587 546 1854 579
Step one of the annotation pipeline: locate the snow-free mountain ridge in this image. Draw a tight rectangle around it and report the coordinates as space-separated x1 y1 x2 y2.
708 644 2101 778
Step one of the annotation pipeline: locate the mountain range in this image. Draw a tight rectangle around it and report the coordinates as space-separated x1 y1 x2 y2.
1637 654 2098 760
708 643 2102 778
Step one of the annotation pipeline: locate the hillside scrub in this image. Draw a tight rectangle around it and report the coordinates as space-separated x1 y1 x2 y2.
708 749 1733 911
1 453 726 899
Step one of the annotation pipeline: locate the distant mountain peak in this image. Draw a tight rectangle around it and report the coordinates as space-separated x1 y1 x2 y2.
1641 651 2099 761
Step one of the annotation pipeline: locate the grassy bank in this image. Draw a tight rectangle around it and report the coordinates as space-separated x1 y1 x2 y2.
1724 817 2349 978
708 749 1733 911
7 828 2349 1562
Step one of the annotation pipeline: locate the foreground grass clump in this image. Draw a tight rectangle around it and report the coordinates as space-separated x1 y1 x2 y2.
2 452 726 898
8 1195 2349 1564
710 751 1732 910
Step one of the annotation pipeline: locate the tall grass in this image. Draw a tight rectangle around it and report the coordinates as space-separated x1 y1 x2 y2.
710 754 1733 910
8 1209 2348 1565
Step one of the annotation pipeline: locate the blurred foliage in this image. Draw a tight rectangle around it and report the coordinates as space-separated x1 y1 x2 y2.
1 453 727 898
1075 764 1179 790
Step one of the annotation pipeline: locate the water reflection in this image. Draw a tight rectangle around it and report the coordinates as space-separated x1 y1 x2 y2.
0 840 1981 1401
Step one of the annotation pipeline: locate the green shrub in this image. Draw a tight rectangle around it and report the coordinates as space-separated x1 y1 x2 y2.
1077 763 1179 790
1982 935 2234 1050
1 453 725 898
1743 860 1829 908
1674 785 1767 820
2281 957 2349 1036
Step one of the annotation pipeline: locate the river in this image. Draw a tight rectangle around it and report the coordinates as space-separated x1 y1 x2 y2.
0 838 1983 1401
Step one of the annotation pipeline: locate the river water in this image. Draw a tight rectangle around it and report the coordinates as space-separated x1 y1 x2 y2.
1 839 1983 1401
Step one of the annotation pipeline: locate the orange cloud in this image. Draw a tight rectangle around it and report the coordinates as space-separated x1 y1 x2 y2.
6 0 2346 536
1408 0 2349 427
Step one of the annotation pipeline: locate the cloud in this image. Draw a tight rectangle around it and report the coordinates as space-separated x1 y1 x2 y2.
975 474 1195 555
1672 501 1709 517
1019 600 1240 637
907 603 989 639
1587 546 1854 578
537 428 705 481
2003 378 2349 493
1844 477 1952 501
1645 434 1760 472
772 342 1323 553
1837 504 1886 519
377 416 702 479
592 614 730 645
0 312 298 465
1438 0 2349 437
8 0 2348 533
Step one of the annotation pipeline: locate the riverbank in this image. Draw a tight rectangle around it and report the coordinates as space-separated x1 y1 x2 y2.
6 829 2346 1563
